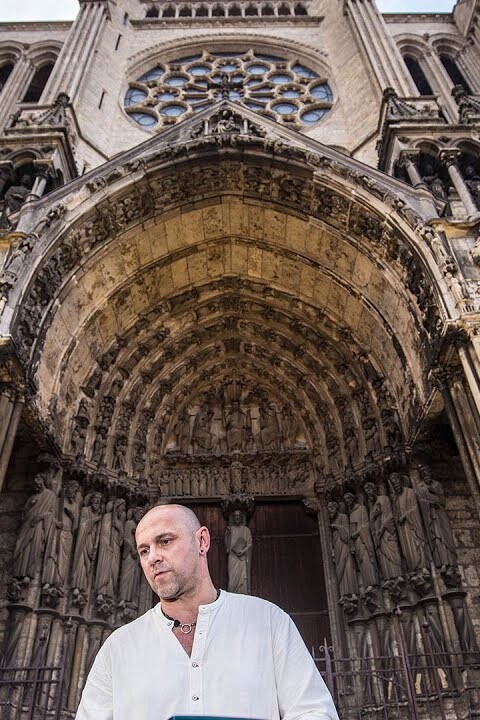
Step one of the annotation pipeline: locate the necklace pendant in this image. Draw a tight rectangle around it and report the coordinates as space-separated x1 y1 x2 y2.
180 622 194 634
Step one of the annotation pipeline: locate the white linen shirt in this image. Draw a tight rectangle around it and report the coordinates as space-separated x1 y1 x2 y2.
75 590 339 720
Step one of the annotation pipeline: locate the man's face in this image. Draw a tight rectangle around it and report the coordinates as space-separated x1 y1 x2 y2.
232 510 243 526
390 474 401 494
136 507 204 601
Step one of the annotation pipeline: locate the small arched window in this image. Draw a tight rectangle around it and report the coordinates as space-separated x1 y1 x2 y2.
212 5 225 15
262 5 275 14
23 62 55 103
0 62 14 94
195 5 208 15
440 54 471 93
278 3 291 15
179 5 192 16
162 5 175 17
145 6 160 17
245 4 258 15
229 5 242 15
294 3 307 14
403 55 433 96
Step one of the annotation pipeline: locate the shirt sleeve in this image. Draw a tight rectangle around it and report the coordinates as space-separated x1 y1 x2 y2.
75 640 114 720
272 609 340 720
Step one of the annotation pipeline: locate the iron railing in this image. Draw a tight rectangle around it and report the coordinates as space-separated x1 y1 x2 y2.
0 664 65 720
314 639 480 719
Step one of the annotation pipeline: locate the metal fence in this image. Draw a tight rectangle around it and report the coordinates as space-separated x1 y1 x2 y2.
1 641 480 720
314 639 480 720
0 665 65 720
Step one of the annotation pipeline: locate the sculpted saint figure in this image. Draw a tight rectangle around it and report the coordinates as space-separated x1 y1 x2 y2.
71 492 103 605
225 510 253 594
258 400 279 450
192 405 214 453
13 473 58 585
390 473 427 572
174 409 191 454
225 401 248 451
328 501 358 599
464 164 480 208
344 492 378 590
416 466 457 570
119 507 144 615
4 174 32 212
95 498 127 601
364 482 402 581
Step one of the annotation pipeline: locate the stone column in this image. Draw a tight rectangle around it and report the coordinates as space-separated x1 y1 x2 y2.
0 54 34 130
345 0 412 96
440 149 478 217
434 365 480 521
398 149 424 188
0 386 24 493
43 1 110 104
29 161 52 200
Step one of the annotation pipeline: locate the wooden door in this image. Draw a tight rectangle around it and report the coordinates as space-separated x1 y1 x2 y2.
191 500 330 653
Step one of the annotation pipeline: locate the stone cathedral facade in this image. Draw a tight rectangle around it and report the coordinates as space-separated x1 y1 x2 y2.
1 0 480 717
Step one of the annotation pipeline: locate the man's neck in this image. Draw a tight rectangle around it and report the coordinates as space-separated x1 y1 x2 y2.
160 580 218 622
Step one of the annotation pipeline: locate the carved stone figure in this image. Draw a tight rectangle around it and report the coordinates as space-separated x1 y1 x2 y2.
390 473 427 573
421 162 447 201
174 409 191 453
416 466 457 574
225 401 248 451
344 492 378 591
192 404 214 453
95 498 126 615
13 473 58 587
258 400 279 450
71 492 103 607
280 404 298 448
119 507 144 619
0 235 35 293
328 501 358 608
225 510 252 594
57 480 81 586
364 482 403 582
463 164 480 208
4 174 33 212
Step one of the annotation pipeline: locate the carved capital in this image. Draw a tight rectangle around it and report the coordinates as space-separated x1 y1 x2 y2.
397 149 421 169
439 148 461 168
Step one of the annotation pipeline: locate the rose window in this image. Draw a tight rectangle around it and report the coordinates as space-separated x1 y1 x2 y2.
124 50 333 130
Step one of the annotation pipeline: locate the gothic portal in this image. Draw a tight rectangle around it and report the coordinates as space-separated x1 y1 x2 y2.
1 0 480 718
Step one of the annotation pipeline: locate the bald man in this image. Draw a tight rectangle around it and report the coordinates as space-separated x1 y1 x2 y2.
75 504 339 720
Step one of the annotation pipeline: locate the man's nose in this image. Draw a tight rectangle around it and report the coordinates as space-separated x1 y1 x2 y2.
148 547 164 565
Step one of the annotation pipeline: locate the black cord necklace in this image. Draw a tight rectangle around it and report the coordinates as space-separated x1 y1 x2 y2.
161 589 220 634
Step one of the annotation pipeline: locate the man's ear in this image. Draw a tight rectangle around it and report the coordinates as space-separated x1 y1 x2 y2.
198 526 211 555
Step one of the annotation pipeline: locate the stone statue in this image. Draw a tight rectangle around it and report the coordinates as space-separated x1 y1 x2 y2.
119 507 144 619
95 498 126 613
4 174 33 213
390 473 431 594
71 492 103 607
364 482 403 582
328 501 358 605
192 404 214 453
463 164 480 208
416 466 457 573
258 400 279 450
421 162 447 201
225 401 248 451
225 510 252 594
344 492 378 591
173 409 191 453
280 404 298 449
13 473 59 587
390 473 427 573
57 480 81 586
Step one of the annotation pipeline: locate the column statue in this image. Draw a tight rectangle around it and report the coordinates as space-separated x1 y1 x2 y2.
13 473 59 590
119 507 144 620
328 500 358 612
344 492 378 591
225 510 252 594
364 482 403 585
95 498 126 616
71 492 103 608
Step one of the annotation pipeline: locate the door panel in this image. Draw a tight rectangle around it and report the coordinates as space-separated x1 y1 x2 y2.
190 500 330 651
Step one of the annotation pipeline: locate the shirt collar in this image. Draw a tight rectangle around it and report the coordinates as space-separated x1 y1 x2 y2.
154 589 225 627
